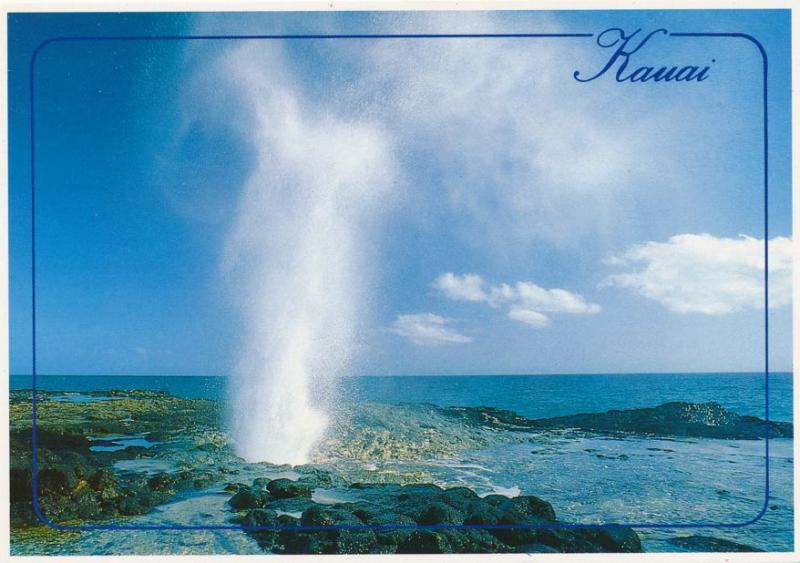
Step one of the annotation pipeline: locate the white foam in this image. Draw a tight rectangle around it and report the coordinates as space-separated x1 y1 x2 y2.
481 485 521 498
220 44 398 465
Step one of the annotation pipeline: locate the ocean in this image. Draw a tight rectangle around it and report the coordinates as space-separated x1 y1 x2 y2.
9 372 795 553
11 371 793 422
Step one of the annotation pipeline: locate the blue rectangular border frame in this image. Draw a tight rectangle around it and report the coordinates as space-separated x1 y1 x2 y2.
28 30 771 534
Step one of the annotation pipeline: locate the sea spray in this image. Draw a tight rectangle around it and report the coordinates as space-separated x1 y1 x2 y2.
220 44 397 465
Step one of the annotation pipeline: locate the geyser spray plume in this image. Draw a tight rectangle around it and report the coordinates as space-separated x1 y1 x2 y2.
220 45 396 465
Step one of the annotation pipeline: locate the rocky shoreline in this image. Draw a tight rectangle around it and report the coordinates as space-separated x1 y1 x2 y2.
441 401 791 439
225 477 641 554
10 389 780 554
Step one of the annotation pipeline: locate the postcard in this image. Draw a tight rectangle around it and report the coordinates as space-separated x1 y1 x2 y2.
4 5 797 560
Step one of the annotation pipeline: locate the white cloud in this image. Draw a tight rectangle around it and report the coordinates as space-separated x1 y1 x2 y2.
602 234 793 314
507 308 551 328
431 272 488 302
389 313 472 346
499 282 602 315
432 272 601 329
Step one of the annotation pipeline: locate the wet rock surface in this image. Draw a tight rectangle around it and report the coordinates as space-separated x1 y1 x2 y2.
319 402 493 461
227 478 642 554
10 389 232 528
444 401 791 439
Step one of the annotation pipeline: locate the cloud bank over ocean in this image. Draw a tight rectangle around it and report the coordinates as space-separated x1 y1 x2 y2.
603 234 792 315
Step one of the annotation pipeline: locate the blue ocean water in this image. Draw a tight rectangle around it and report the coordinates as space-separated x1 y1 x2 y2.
10 372 793 421
10 372 795 553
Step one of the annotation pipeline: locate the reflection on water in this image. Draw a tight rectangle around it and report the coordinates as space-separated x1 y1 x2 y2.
113 459 178 475
89 434 161 452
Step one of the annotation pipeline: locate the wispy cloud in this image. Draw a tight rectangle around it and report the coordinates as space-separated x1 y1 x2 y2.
389 313 472 346
432 273 601 329
507 307 551 328
602 234 793 314
345 13 682 250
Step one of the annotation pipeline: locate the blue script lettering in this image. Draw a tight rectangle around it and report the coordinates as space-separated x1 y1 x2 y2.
574 28 714 83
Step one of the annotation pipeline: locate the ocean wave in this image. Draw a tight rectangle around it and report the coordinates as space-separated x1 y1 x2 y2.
314 402 518 463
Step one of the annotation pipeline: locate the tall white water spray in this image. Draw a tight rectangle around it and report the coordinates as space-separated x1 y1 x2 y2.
221 45 396 465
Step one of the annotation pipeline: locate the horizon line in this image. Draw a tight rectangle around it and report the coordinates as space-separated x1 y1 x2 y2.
10 370 793 378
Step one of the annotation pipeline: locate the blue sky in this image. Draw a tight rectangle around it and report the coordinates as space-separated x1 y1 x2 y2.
9 10 793 376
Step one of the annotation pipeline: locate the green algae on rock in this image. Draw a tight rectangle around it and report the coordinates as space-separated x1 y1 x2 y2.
10 389 233 530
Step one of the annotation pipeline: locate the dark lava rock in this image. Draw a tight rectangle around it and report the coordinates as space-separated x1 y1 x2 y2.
335 528 379 555
224 468 643 555
575 527 643 552
224 482 248 493
12 443 182 525
297 467 338 488
349 482 392 490
229 479 645 555
397 530 454 554
369 513 416 548
527 402 791 440
667 535 764 552
37 466 78 495
444 529 511 553
279 506 377 554
482 494 512 507
277 514 299 526
117 495 150 516
349 503 383 523
117 487 174 516
396 483 444 500
238 509 281 549
440 486 480 509
416 501 465 525
490 495 559 545
33 430 92 452
500 495 557 523
267 478 314 499
229 488 272 510
10 467 32 503
300 505 362 527
514 526 642 553
444 402 791 440
90 468 122 502
147 473 173 492
173 470 216 491
463 502 503 525
237 508 281 527
279 535 333 555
